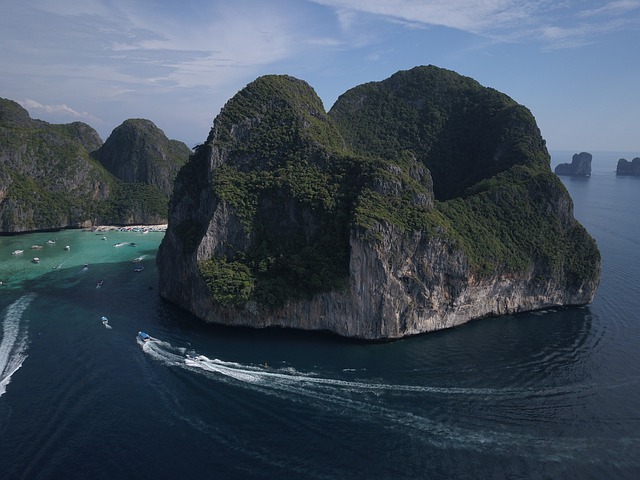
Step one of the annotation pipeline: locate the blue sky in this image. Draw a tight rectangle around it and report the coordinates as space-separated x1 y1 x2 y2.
1 0 639 153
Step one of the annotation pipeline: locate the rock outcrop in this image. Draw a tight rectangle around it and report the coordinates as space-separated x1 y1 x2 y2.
554 152 592 176
616 157 640 176
157 66 601 340
0 98 191 232
91 119 190 197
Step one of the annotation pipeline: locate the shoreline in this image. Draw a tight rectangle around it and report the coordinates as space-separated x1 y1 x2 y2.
85 224 167 233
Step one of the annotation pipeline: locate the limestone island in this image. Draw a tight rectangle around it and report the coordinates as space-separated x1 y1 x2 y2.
0 99 190 233
554 152 592 177
616 157 640 176
157 65 601 340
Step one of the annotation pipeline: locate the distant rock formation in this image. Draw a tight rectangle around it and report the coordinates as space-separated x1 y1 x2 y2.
0 98 190 233
91 119 190 197
616 157 640 176
157 66 601 340
554 152 592 177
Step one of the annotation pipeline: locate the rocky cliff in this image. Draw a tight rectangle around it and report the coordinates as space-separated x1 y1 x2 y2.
554 152 592 177
616 157 640 176
0 98 190 232
91 119 190 197
157 66 601 340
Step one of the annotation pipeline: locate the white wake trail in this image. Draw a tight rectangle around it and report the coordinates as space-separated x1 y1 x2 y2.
0 294 35 397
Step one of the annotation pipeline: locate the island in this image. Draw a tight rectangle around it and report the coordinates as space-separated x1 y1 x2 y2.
616 157 640 176
157 65 601 340
554 152 592 177
0 99 190 233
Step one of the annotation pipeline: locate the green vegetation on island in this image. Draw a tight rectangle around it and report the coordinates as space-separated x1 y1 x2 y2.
189 67 600 309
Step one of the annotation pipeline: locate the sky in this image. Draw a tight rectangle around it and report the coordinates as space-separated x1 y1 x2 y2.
1 0 639 154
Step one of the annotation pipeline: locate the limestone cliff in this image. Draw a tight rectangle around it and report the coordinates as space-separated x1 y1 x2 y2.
554 152 592 177
616 157 640 176
0 98 190 232
92 119 190 197
157 66 601 340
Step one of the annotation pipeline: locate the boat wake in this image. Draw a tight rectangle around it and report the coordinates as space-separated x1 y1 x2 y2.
0 294 35 397
137 334 640 464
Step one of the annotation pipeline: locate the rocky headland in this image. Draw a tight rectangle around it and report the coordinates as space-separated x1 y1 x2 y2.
157 65 601 340
0 99 190 233
616 157 640 176
554 152 592 177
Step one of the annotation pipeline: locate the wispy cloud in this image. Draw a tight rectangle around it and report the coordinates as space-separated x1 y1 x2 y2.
307 0 640 48
578 0 640 18
18 99 103 124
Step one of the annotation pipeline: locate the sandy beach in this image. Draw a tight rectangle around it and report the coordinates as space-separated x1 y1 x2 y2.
85 224 167 233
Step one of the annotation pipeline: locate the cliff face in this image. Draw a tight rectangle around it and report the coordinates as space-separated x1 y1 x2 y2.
555 152 592 177
0 98 190 232
92 119 190 197
616 157 640 176
158 66 601 340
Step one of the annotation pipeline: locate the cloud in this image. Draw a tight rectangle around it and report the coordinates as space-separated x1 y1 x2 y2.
306 0 640 48
18 99 103 124
578 0 640 18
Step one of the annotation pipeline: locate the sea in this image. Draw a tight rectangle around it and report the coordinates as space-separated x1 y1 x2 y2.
0 151 638 480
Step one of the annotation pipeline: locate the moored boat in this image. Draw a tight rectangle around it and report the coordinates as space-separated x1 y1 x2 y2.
32 257 40 264
12 249 24 255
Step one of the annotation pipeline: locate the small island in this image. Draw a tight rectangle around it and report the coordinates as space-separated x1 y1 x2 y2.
554 152 592 177
616 157 640 176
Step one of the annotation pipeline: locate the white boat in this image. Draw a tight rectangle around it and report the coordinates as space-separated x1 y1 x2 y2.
64 245 70 251
114 242 128 247
12 249 24 255
47 239 56 244
32 257 40 264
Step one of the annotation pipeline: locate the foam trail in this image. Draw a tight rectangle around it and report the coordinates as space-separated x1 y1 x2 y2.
0 294 35 397
141 337 640 462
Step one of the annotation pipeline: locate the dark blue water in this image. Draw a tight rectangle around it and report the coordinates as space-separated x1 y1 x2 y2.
1 154 639 479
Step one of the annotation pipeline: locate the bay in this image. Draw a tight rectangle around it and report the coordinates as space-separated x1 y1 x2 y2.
0 152 639 479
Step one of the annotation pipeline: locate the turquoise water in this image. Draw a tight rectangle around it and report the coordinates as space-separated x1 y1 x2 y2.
1 155 639 479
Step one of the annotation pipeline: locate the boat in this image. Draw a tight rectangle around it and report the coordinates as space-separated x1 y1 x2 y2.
32 257 40 264
137 331 151 342
101 236 107 241
132 255 144 263
47 239 56 244
64 245 70 251
134 266 144 272
102 316 108 324
96 280 104 288
114 242 127 247
11 249 24 255
31 245 43 250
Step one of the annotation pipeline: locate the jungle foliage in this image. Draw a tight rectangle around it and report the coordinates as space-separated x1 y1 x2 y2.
194 67 600 308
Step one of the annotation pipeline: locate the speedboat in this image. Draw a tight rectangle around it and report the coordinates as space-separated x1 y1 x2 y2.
32 257 40 264
96 280 104 288
134 266 144 272
47 239 56 244
12 249 24 255
64 245 70 251
102 316 108 324
114 242 127 247
137 331 151 342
